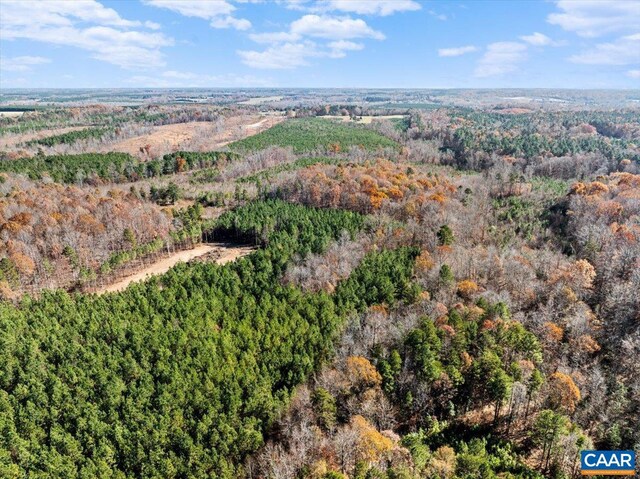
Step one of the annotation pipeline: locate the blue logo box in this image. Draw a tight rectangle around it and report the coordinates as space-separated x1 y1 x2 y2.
581 451 636 475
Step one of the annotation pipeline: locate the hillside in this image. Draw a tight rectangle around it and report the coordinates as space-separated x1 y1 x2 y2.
0 101 639 479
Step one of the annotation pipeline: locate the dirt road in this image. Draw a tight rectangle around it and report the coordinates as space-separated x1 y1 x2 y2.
96 243 254 294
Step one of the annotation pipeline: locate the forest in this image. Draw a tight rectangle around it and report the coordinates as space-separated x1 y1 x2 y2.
26 127 111 147
0 200 419 477
0 99 639 478
0 151 238 184
229 118 400 154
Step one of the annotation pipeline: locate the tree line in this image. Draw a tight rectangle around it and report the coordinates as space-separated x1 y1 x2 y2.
0 151 239 184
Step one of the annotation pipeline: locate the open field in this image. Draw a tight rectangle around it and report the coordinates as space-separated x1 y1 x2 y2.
0 111 25 118
238 95 284 105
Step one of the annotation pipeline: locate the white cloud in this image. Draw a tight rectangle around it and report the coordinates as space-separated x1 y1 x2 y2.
238 37 365 68
570 33 640 65
161 70 196 80
328 40 363 57
520 32 554 46
243 1 412 70
278 0 310 10
290 15 385 40
13 0 155 29
328 40 363 50
319 0 421 16
211 16 251 30
0 56 51 72
438 45 477 57
143 0 234 17
474 42 527 77
239 36 367 68
250 15 383 44
127 70 271 87
249 31 301 43
242 14 382 69
548 0 640 37
0 0 152 29
238 41 322 69
143 0 251 30
0 0 172 69
628 69 640 79
428 10 447 21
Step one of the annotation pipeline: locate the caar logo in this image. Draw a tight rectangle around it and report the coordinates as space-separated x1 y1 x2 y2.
580 450 636 475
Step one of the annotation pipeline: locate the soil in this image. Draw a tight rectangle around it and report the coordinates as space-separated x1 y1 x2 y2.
103 114 284 157
95 242 254 294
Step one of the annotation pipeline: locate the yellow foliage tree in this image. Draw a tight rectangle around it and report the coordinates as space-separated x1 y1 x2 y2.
351 415 394 464
415 250 435 272
429 192 447 203
548 372 581 414
457 279 479 298
346 356 382 391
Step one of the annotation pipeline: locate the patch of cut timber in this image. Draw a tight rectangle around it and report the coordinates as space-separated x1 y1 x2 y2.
103 114 284 157
0 126 89 149
95 243 254 294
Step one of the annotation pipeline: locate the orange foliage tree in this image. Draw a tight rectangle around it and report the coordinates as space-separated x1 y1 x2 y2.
280 160 455 217
548 372 581 414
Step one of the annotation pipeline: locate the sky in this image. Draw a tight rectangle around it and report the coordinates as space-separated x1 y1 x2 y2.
0 0 639 89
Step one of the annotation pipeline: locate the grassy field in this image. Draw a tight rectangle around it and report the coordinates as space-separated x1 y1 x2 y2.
229 117 399 153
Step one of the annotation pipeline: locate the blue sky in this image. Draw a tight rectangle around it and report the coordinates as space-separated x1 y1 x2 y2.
1 0 639 89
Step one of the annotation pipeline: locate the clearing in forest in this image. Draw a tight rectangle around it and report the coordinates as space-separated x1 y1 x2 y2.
95 242 254 294
0 126 88 148
103 114 284 157
320 115 406 124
